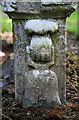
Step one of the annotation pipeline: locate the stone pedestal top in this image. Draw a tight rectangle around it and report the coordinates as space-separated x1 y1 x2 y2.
1 1 77 19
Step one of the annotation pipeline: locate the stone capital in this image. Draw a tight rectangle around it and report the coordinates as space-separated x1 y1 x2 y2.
1 1 77 19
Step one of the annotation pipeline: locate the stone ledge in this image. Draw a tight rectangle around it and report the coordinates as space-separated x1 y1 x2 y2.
1 2 76 19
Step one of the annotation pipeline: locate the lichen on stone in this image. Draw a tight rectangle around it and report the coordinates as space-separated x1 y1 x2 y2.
29 35 52 62
30 35 52 49
24 19 58 34
33 70 40 78
1 2 16 12
24 70 61 107
41 0 78 5
41 0 63 5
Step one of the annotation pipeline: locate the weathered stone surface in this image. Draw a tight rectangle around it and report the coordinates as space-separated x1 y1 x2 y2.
0 54 14 81
41 0 63 5
1 2 16 12
23 70 61 107
1 2 41 14
26 35 54 69
30 35 52 62
13 19 66 106
16 2 41 13
1 1 77 107
1 2 77 19
24 20 58 34
51 19 66 103
41 0 78 5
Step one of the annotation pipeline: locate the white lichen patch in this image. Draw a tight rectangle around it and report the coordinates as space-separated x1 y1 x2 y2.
30 36 52 49
33 70 40 78
41 0 63 5
24 20 58 34
45 70 49 73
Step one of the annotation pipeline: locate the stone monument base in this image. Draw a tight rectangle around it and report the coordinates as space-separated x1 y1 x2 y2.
23 70 61 107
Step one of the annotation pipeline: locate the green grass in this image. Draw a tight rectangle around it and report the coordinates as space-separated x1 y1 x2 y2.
66 10 79 36
1 15 12 32
0 5 12 32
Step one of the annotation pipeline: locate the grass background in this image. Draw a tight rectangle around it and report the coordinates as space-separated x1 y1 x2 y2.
0 5 79 36
0 5 12 32
66 10 79 36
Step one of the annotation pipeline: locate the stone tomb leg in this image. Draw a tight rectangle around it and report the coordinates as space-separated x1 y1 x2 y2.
1 1 77 107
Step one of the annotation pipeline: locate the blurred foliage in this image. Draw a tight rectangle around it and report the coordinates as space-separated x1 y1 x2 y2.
1 15 12 32
0 5 12 32
66 10 79 36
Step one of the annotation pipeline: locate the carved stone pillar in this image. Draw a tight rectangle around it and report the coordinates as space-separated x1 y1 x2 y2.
1 1 77 107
